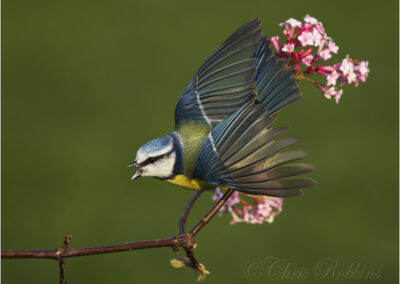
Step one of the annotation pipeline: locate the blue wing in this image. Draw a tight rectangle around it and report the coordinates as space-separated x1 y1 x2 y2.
194 101 316 197
174 19 301 128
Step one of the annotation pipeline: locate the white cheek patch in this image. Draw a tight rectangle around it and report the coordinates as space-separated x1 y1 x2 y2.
141 152 176 178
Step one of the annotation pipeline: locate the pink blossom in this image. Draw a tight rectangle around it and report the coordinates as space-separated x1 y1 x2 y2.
279 18 302 39
302 54 314 66
213 188 239 215
314 22 326 36
304 14 318 25
323 86 336 99
282 42 295 53
324 87 343 103
318 57 370 89
356 61 370 84
346 71 357 84
327 71 339 86
280 18 302 28
359 61 369 76
340 56 354 75
312 29 323 47
212 188 283 225
319 49 332 60
271 15 369 104
355 61 369 85
304 15 326 37
327 41 339 53
298 31 314 46
334 89 343 103
337 56 364 84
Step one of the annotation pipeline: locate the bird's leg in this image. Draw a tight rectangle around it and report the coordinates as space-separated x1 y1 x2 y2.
173 190 204 275
179 190 203 236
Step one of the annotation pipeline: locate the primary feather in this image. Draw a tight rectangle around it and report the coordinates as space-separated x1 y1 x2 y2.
174 18 301 127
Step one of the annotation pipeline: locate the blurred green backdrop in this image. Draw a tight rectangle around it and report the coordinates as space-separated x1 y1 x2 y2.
2 0 398 283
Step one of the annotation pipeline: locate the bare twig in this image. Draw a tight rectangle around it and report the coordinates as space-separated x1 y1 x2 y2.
1 188 235 282
1 235 188 259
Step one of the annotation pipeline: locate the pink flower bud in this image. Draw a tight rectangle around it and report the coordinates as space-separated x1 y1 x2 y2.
270 36 280 54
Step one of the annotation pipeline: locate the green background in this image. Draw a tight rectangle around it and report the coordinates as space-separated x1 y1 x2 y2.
2 0 398 283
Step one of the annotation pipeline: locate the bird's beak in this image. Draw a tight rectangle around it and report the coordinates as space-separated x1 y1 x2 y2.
128 160 138 167
129 160 142 180
131 169 142 180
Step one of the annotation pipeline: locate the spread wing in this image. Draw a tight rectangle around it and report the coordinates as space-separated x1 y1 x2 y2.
174 19 301 128
175 19 263 127
194 101 316 197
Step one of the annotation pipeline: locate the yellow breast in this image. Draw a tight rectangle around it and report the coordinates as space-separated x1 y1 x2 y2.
165 174 214 191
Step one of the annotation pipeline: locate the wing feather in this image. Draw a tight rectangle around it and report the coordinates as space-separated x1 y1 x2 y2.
175 19 263 126
173 19 315 197
175 19 302 127
194 103 316 197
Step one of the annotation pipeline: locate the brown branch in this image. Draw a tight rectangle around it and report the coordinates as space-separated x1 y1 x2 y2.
2 236 187 259
1 188 235 281
190 188 234 237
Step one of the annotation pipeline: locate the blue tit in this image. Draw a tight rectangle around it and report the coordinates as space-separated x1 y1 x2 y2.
129 18 316 197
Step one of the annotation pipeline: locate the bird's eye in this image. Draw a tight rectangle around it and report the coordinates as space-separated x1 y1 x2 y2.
149 157 156 163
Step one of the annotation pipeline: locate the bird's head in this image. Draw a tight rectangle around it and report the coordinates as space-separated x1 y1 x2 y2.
129 134 179 180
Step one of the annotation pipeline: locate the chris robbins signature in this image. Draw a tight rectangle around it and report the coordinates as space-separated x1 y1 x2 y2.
244 256 381 281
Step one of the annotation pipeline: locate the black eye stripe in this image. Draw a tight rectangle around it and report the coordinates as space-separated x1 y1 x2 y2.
139 150 174 167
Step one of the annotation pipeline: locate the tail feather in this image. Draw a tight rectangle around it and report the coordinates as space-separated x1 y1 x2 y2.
230 149 310 176
235 163 315 182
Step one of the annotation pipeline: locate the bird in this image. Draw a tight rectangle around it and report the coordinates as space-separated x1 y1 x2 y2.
129 18 316 198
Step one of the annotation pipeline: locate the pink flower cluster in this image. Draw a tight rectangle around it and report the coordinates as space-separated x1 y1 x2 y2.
212 188 283 225
272 15 369 103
